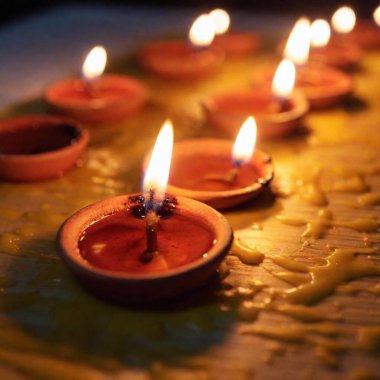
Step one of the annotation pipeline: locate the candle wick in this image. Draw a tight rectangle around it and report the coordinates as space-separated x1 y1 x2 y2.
199 164 241 185
270 96 292 113
140 189 160 263
81 77 101 98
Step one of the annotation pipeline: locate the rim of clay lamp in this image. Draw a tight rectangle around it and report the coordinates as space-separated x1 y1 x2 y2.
278 40 363 70
309 42 363 69
213 31 261 56
44 74 149 123
138 39 225 79
57 194 233 301
342 20 380 50
298 63 354 108
143 139 274 210
0 115 89 182
203 90 309 140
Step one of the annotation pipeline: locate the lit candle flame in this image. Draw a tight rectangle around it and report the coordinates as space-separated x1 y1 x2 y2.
374 6 380 26
332 6 356 34
143 120 174 207
232 116 257 166
189 14 216 47
82 46 107 81
272 59 296 99
310 19 331 47
209 9 230 35
284 17 311 66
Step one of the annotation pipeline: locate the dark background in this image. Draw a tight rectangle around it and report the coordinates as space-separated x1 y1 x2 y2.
1 0 379 25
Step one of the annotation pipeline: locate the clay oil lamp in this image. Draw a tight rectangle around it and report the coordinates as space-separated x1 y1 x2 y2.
204 58 308 140
45 46 149 124
57 119 233 303
309 18 363 70
332 6 380 50
138 14 224 79
208 8 261 57
144 117 274 210
0 115 88 182
280 17 354 109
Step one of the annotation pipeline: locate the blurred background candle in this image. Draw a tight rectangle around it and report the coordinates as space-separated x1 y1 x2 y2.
138 14 224 79
209 8 261 57
309 18 362 69
204 56 308 140
45 45 149 124
284 17 311 67
279 18 354 108
332 6 356 34
331 5 380 50
271 58 296 111
310 19 331 48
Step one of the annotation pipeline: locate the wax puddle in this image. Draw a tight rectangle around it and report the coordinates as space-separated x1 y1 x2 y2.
337 283 380 296
282 247 380 305
277 209 380 240
230 238 264 265
357 192 380 206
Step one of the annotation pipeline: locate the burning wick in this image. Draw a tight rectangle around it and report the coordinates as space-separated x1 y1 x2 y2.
203 116 257 184
284 17 311 68
331 6 356 34
271 59 296 112
189 14 216 50
141 119 174 262
81 45 107 95
140 190 160 262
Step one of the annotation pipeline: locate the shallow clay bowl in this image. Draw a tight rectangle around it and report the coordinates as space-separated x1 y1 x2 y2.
213 32 261 57
138 40 224 79
278 40 363 70
254 63 353 109
0 115 88 182
296 63 354 109
57 194 233 304
309 42 363 70
143 139 274 210
334 20 380 50
45 75 149 124
203 89 309 140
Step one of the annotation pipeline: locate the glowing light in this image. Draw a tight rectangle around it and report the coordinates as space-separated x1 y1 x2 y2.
189 14 216 47
284 17 311 65
332 6 356 33
209 9 230 35
310 19 331 47
143 120 174 203
82 46 107 81
232 116 257 165
374 6 380 26
272 59 296 99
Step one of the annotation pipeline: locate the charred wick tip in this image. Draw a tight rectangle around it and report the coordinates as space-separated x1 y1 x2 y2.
128 194 178 219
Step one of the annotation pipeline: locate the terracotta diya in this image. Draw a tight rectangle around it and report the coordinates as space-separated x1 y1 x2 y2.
45 46 149 124
309 18 362 70
57 120 233 303
0 115 88 182
277 17 354 109
350 20 380 50
204 59 309 140
144 117 274 210
138 14 224 79
332 6 380 50
288 63 353 109
209 8 261 57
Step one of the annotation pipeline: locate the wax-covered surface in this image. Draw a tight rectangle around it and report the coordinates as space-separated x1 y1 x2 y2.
0 6 380 380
